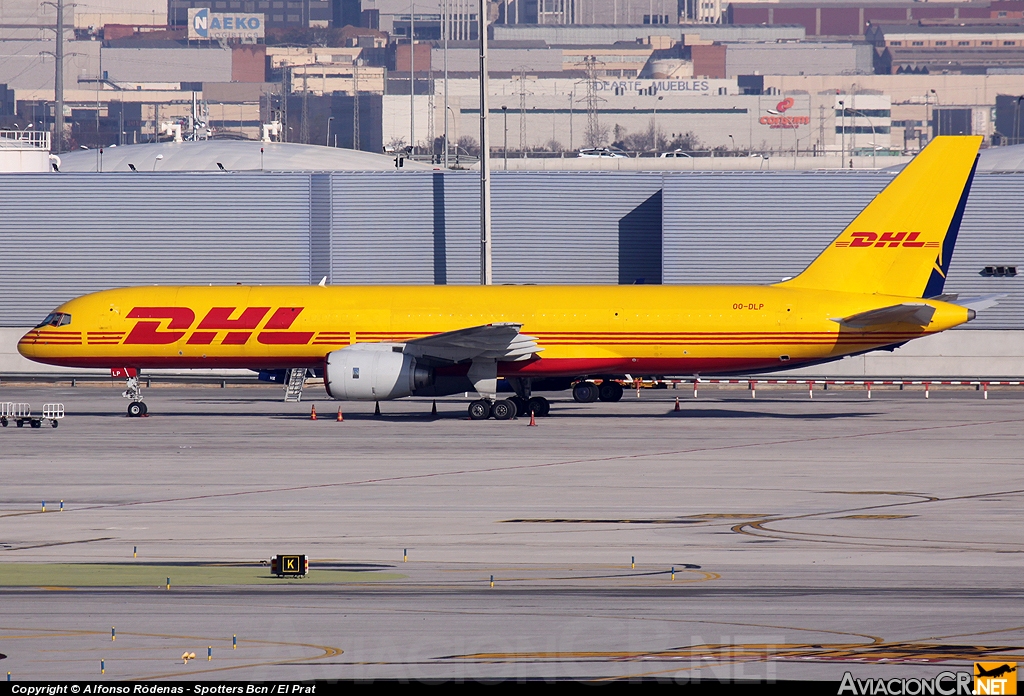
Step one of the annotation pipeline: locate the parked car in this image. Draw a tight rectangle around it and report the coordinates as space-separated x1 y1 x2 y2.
659 150 692 158
578 148 626 158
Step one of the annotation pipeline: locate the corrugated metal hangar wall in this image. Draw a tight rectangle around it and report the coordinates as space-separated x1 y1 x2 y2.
1 171 1020 329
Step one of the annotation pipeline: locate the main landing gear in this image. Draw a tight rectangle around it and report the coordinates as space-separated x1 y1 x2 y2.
467 396 550 421
572 380 623 403
123 375 148 417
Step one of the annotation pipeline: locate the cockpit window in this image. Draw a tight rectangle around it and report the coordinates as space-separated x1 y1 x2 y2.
35 312 71 328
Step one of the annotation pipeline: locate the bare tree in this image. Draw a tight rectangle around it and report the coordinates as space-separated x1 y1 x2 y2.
457 135 479 157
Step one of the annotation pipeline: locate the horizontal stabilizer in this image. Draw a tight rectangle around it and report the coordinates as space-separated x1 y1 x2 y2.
832 303 936 329
957 294 1005 313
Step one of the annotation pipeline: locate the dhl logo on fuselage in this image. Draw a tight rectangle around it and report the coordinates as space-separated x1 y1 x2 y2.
124 306 314 346
834 232 940 249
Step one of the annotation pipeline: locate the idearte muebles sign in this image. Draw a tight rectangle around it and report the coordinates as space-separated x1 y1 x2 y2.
188 7 264 40
598 79 737 96
760 97 809 129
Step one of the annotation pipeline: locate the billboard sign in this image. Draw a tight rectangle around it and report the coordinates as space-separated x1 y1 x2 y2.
760 97 810 129
188 8 264 40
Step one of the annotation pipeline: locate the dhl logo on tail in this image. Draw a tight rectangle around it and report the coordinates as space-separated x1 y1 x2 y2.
834 232 940 249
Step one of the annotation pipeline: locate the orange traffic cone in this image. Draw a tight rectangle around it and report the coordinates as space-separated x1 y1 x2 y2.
674 396 680 411
310 404 317 420
336 406 344 422
528 409 537 426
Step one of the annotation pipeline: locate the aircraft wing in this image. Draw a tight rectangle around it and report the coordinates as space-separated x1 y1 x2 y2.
403 323 542 362
831 303 936 329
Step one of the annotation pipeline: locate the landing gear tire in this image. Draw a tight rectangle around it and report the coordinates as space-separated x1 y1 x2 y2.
468 399 492 420
599 381 624 402
127 402 145 418
572 381 600 403
492 399 518 421
509 395 527 416
139 402 148 415
527 396 550 417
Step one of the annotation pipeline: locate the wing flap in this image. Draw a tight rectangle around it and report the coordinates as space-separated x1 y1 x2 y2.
832 303 936 329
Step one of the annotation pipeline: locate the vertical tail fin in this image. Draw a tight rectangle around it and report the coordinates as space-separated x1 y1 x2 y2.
778 135 981 298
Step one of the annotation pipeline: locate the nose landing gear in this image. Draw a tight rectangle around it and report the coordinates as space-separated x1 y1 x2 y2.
127 401 148 417
122 374 148 417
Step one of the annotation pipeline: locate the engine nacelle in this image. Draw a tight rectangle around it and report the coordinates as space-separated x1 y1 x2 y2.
324 346 432 400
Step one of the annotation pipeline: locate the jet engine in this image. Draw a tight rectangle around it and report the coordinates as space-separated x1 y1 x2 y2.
324 346 432 400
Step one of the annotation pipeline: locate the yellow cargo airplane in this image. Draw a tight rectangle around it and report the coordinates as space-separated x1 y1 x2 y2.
19 136 988 420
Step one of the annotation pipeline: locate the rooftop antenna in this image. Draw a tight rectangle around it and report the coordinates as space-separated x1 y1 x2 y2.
515 66 532 155
583 56 605 148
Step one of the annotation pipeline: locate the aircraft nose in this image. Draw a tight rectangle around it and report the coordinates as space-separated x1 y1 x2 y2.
17 330 39 359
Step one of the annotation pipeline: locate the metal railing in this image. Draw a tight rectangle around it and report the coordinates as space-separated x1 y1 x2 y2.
0 130 51 150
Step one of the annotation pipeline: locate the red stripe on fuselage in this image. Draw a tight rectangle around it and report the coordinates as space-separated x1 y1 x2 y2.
29 354 811 376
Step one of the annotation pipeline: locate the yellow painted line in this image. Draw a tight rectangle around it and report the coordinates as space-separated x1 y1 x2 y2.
135 642 342 680
446 644 1024 664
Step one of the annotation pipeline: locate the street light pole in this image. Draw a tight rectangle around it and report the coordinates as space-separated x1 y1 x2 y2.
326 116 334 146
443 0 449 168
409 4 416 155
501 105 507 170
55 0 64 153
838 99 845 167
1015 96 1024 145
568 90 574 151
848 107 878 168
652 95 663 152
928 88 938 143
478 0 491 285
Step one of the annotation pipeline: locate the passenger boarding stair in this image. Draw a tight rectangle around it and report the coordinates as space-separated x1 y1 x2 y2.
284 368 307 402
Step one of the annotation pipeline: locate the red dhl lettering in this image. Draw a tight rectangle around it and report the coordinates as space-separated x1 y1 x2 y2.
123 306 312 345
124 307 196 345
834 232 937 249
197 307 270 330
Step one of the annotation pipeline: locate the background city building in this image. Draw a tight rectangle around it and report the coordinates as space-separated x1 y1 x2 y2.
0 1 1020 154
